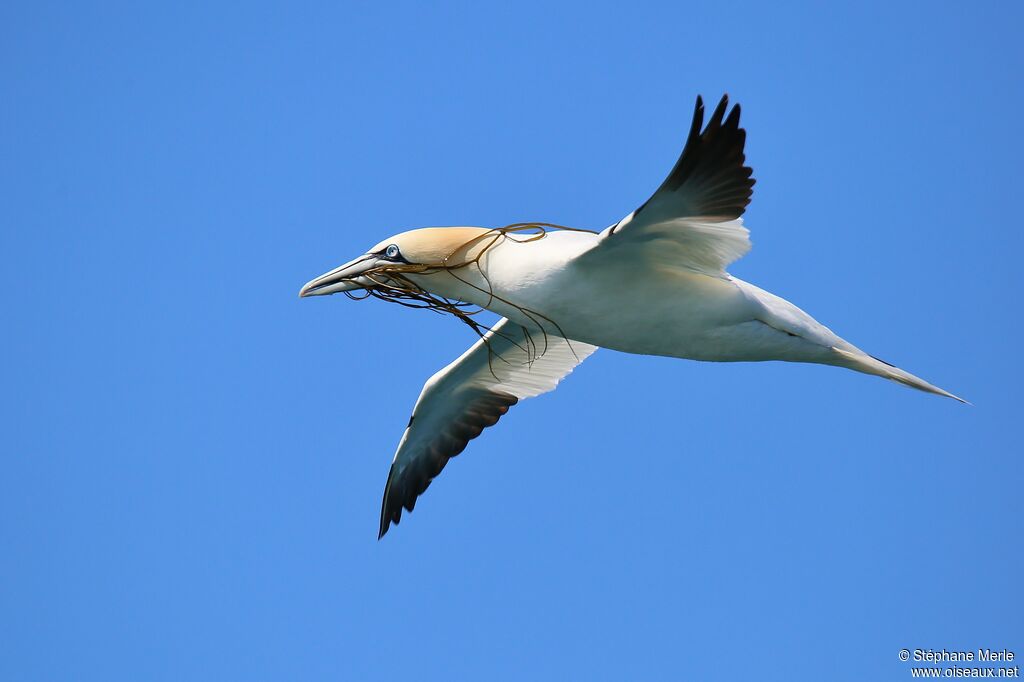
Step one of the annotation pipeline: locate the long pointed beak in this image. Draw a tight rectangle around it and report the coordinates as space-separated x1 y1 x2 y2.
299 254 379 297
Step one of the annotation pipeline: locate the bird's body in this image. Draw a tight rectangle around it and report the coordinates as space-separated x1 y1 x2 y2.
403 228 839 364
300 95 962 537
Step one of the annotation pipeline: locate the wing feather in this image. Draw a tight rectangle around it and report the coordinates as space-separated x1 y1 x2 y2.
593 94 756 277
378 319 597 538
623 94 754 226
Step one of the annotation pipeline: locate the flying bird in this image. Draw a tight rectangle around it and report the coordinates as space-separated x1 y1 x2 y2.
300 94 962 538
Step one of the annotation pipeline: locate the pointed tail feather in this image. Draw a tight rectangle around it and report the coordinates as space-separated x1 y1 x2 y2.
831 348 967 403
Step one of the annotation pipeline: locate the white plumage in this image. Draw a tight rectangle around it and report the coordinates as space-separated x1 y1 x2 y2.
299 94 962 537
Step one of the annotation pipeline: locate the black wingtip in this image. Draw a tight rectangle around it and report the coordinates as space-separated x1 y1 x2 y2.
689 94 735 141
377 503 391 540
378 509 398 540
725 101 741 128
687 95 706 145
708 94 729 131
635 92 753 222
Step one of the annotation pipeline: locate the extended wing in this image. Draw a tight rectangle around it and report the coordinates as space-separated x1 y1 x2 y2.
378 318 597 538
590 94 756 277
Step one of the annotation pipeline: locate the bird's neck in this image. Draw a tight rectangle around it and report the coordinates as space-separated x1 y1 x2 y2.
405 229 599 323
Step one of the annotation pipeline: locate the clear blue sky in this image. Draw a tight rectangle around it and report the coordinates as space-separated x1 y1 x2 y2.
2 2 1021 680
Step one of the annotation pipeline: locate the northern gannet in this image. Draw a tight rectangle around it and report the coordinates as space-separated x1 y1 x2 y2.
300 95 963 538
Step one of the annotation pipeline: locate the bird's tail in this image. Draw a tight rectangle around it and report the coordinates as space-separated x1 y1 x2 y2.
830 347 966 403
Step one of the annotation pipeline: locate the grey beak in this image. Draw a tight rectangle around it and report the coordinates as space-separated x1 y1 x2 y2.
299 254 379 297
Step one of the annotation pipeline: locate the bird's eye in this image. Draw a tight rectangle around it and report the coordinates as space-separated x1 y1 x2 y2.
385 244 400 259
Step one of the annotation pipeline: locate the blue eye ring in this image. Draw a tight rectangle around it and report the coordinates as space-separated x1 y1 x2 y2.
385 244 400 259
